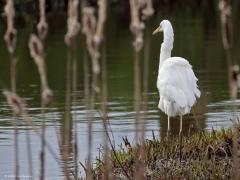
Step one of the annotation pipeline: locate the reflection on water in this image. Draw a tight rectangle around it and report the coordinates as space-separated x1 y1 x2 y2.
0 7 240 179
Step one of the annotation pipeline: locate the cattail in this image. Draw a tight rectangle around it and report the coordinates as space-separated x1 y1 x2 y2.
28 34 53 105
231 65 240 180
141 0 154 20
82 0 107 75
129 0 154 51
3 90 37 130
129 1 153 179
129 0 144 51
4 0 17 54
29 34 43 59
41 88 53 107
219 0 231 50
65 0 80 46
94 0 106 46
230 65 240 100
82 7 99 74
3 90 25 115
3 90 35 178
29 34 52 180
37 0 48 40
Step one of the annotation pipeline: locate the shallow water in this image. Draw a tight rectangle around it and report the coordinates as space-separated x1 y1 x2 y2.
0 6 240 179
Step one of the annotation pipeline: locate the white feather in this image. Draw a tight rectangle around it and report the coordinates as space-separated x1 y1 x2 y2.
156 20 200 117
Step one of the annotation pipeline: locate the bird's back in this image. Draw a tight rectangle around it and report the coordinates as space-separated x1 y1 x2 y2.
157 57 200 117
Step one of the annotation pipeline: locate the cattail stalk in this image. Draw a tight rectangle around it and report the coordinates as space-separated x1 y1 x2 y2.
219 1 239 179
95 0 106 45
61 48 73 179
129 1 153 179
81 1 107 178
37 0 48 40
3 90 35 178
65 1 80 178
65 0 80 46
83 40 94 180
4 0 17 54
82 0 107 75
72 43 79 179
29 34 53 180
101 37 111 180
28 34 53 106
230 65 240 180
219 0 231 50
4 1 19 179
129 0 144 52
82 7 99 75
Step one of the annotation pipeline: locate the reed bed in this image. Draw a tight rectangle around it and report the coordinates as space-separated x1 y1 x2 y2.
93 128 235 179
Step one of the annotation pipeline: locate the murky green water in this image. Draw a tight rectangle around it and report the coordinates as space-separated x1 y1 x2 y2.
0 6 240 179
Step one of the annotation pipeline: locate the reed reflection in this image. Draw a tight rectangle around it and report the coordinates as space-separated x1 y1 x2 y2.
219 0 240 177
4 0 21 179
59 0 81 177
59 45 74 179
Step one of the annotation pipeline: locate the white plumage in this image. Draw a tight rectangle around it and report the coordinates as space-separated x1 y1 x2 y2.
153 19 200 134
157 57 200 117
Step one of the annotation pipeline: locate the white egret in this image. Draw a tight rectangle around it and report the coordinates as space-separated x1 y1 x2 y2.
153 20 201 138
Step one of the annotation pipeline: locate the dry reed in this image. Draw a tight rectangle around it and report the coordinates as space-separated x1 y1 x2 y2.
28 34 53 106
72 44 79 179
2 90 39 133
37 0 48 40
64 1 80 178
219 0 231 50
129 0 153 179
4 1 20 179
219 0 239 179
82 0 106 75
100 38 112 180
4 0 17 54
83 40 94 180
65 0 80 46
28 33 53 180
3 90 66 178
81 1 107 179
129 0 153 52
3 90 34 178
36 9 50 176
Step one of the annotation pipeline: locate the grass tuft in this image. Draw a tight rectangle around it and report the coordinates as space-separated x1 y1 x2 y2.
93 128 237 179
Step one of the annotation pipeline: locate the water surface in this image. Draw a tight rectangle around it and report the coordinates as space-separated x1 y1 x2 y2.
0 8 240 179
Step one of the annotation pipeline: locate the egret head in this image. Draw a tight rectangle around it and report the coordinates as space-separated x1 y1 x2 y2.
152 20 172 35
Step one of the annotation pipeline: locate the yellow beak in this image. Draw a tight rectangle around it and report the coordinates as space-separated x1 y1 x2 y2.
152 27 161 35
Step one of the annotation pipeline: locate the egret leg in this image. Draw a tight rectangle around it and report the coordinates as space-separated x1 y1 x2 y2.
166 116 171 158
167 116 171 138
179 115 183 163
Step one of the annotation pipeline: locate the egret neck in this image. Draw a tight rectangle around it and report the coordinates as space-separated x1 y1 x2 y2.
159 23 174 68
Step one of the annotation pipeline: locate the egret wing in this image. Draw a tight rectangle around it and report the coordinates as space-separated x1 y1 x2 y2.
157 57 200 108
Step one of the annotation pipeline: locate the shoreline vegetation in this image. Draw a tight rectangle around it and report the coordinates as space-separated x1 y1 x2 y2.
1 0 240 179
92 127 236 179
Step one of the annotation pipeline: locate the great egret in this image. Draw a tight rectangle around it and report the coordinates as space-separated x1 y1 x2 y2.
152 20 201 138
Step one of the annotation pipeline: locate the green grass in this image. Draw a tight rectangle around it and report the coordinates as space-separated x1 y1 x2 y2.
92 128 238 179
